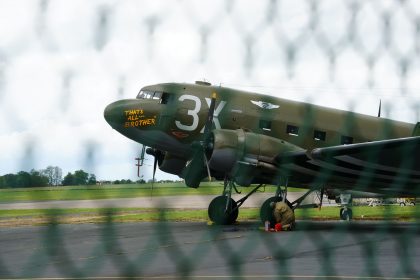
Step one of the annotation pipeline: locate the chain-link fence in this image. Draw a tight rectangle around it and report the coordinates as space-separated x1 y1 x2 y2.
0 0 420 279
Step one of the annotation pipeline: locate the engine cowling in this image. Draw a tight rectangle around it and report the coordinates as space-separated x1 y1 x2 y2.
206 129 304 175
158 153 187 176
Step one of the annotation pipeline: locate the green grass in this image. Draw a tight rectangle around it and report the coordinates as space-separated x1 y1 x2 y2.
0 208 262 226
0 183 220 202
2 183 417 225
1 205 418 226
0 183 303 202
295 205 420 221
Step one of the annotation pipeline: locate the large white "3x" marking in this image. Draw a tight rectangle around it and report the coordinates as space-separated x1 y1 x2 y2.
200 97 226 133
175 94 226 132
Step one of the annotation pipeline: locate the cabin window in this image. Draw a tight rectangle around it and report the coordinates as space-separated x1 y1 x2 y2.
341 135 353 145
287 125 299 136
314 130 326 141
259 120 272 131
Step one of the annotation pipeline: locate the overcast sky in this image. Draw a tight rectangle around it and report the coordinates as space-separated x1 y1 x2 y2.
0 0 419 181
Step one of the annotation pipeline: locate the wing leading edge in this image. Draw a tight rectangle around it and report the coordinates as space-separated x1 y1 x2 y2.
275 136 420 196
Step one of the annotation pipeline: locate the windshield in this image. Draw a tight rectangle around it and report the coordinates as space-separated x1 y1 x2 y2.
136 90 168 104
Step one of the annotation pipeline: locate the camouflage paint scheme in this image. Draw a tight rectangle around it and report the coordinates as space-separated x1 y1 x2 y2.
105 82 420 197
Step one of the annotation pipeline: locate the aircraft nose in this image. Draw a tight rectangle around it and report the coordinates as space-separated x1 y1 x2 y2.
104 100 130 127
104 101 116 126
104 99 160 129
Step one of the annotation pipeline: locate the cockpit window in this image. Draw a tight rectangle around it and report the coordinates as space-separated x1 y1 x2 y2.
137 90 153 99
152 91 162 100
137 90 169 104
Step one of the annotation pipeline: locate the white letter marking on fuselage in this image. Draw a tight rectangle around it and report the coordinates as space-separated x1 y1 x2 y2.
200 98 226 133
175 95 201 131
175 94 227 133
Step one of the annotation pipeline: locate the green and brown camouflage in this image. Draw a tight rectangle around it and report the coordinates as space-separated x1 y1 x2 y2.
105 81 420 224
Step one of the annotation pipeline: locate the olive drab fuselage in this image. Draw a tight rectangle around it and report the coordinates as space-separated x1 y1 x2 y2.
105 82 420 224
104 82 417 190
105 81 414 155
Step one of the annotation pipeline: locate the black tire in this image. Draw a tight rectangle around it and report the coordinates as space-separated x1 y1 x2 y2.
208 196 238 225
259 196 293 225
340 208 353 221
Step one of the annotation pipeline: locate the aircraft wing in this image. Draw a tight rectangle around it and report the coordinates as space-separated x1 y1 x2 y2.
274 136 420 196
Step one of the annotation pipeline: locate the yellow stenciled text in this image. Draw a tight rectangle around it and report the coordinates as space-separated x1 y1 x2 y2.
125 109 144 116
124 118 156 128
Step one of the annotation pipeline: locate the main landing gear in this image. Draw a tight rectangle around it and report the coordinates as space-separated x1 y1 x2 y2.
207 178 295 225
259 180 293 226
207 179 355 225
208 178 265 225
338 193 353 221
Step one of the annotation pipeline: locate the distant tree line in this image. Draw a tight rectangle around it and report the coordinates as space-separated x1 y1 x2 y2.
0 167 97 188
62 170 96 186
112 179 141 185
0 166 62 188
0 166 181 188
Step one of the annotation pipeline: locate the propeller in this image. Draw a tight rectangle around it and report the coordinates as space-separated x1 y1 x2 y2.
202 92 217 181
151 154 158 199
318 188 325 210
145 147 161 199
377 99 382 118
183 92 217 187
204 92 217 136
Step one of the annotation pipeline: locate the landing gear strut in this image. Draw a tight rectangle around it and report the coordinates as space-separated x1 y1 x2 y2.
208 196 238 225
208 178 265 225
260 179 292 225
339 193 353 221
340 207 353 221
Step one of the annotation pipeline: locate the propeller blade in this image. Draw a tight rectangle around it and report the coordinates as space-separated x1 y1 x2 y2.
377 99 382 118
318 188 325 210
202 92 217 181
204 153 212 182
151 153 158 199
204 92 217 136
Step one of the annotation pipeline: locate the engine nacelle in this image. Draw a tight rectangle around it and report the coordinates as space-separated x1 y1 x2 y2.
206 129 304 175
158 153 187 176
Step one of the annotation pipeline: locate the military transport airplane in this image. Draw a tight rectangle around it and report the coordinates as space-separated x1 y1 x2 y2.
104 81 420 225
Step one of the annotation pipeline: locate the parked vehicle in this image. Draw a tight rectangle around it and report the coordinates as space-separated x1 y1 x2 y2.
367 198 383 207
397 198 416 207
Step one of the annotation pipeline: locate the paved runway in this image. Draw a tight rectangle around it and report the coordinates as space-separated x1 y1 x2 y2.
1 221 419 279
0 192 332 210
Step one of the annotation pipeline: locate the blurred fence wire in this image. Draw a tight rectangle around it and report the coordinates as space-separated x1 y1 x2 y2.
0 0 420 279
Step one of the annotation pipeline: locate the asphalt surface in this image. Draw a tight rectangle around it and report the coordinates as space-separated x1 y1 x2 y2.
0 192 332 210
1 221 419 279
